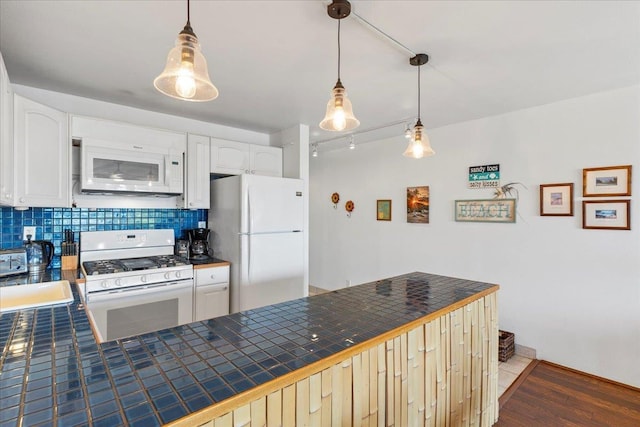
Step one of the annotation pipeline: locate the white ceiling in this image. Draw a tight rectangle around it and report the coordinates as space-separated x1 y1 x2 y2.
1 1 639 145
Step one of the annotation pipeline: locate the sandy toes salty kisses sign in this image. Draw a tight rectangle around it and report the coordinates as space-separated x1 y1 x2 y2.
468 164 500 189
455 199 516 223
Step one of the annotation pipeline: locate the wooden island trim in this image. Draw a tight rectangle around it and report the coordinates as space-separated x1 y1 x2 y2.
167 285 499 427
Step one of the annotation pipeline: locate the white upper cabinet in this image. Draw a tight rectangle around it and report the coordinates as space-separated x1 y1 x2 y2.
210 139 250 174
0 52 14 206
13 95 69 208
250 145 283 177
71 116 187 150
210 138 282 177
183 133 210 209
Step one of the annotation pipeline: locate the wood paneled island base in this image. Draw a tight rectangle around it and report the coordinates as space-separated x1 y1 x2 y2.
168 275 499 427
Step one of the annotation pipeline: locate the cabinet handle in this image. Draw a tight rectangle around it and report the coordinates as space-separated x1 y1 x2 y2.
19 197 25 203
251 170 255 174
245 169 250 173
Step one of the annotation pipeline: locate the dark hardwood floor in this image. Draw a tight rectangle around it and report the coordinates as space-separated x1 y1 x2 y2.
495 360 640 427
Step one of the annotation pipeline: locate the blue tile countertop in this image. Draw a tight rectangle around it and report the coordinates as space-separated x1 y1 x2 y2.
0 271 496 427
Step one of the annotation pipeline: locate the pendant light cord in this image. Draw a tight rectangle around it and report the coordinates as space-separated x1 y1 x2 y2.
417 64 421 120
187 0 191 25
337 19 341 81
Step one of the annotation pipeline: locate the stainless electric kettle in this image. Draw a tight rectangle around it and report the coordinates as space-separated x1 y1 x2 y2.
24 235 54 274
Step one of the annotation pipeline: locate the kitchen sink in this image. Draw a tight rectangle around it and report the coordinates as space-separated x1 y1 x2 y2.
0 280 73 312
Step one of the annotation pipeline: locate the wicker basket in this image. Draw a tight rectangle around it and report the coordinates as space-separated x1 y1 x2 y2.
498 330 515 362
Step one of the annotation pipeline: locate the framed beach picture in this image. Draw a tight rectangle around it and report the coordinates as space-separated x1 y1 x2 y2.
582 165 632 197
377 199 392 221
540 183 574 216
407 186 429 223
582 200 630 230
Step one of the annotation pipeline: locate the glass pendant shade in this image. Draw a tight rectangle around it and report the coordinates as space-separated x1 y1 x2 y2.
319 80 360 132
403 121 435 159
154 29 218 102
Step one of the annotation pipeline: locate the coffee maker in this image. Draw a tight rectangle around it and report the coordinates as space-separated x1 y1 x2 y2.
187 228 211 260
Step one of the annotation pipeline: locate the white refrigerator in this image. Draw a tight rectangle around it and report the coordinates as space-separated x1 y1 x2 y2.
209 175 306 313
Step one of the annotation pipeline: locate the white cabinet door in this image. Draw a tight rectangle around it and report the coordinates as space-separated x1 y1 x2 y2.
184 134 210 209
0 52 13 206
210 138 250 175
194 265 230 321
250 145 282 177
14 95 69 208
211 138 282 177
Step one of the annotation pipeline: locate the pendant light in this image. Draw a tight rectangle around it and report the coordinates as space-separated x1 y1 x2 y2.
403 54 435 159
154 0 218 102
319 0 360 132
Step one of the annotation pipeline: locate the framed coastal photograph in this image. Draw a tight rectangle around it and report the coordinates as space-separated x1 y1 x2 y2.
540 183 574 216
407 186 429 223
583 165 632 197
377 199 392 221
582 200 630 230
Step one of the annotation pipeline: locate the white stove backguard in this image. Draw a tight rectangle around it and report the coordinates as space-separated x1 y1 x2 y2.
80 229 176 264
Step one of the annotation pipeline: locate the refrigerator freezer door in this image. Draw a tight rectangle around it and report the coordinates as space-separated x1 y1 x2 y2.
236 231 304 312
244 176 303 233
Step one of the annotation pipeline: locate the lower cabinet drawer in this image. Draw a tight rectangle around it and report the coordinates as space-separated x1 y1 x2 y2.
195 265 229 285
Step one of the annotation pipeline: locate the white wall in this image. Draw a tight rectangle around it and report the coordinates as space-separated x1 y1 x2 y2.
309 86 640 388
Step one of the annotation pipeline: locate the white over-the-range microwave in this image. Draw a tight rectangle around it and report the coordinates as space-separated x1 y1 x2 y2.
80 137 183 195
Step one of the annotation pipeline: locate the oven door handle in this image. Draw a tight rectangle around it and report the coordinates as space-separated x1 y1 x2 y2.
87 281 192 303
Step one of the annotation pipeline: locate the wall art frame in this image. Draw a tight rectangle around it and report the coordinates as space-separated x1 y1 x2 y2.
376 199 392 221
407 186 429 224
582 165 632 197
539 183 574 216
582 200 630 230
454 199 516 223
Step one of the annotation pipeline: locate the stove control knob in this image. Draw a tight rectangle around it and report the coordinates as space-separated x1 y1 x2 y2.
175 271 182 279
101 280 109 289
164 272 171 280
141 276 147 283
115 279 122 287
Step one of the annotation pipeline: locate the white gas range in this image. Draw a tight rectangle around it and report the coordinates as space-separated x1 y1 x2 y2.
80 229 194 342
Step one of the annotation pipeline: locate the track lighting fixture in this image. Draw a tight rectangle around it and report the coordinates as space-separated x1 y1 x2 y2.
154 0 218 102
404 123 412 139
349 135 355 150
403 54 435 159
312 144 319 158
319 0 360 132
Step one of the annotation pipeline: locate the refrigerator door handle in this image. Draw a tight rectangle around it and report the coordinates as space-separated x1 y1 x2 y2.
247 234 251 284
248 185 253 234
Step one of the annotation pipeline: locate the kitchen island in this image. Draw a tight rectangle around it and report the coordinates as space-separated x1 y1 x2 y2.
0 271 499 426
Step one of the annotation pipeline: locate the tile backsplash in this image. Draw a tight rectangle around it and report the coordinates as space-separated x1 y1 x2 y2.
0 207 207 268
